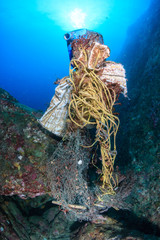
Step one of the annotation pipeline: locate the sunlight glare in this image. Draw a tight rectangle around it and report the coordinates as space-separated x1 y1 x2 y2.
37 0 112 31
70 8 86 28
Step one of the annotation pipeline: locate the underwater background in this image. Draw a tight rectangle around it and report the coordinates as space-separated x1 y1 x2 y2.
0 0 151 110
0 0 160 239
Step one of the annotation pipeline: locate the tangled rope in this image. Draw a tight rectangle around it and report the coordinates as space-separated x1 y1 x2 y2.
68 52 120 197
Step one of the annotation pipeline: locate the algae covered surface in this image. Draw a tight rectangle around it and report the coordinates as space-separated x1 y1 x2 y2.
0 87 57 198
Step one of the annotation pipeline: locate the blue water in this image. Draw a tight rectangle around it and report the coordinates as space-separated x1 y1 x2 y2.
0 0 151 110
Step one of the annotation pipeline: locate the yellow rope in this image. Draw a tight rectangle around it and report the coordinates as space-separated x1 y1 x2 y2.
68 53 120 197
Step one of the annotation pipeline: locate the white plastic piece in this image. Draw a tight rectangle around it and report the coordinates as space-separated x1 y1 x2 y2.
38 77 71 137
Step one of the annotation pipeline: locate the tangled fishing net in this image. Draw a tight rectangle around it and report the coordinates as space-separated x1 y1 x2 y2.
68 53 120 197
41 30 127 220
47 130 98 220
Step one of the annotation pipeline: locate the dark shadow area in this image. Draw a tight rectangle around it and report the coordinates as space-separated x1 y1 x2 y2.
106 208 160 237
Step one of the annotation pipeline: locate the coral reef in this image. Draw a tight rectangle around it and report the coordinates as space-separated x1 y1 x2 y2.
0 88 57 198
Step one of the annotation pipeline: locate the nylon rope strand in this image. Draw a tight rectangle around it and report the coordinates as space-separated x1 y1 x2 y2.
68 52 119 197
